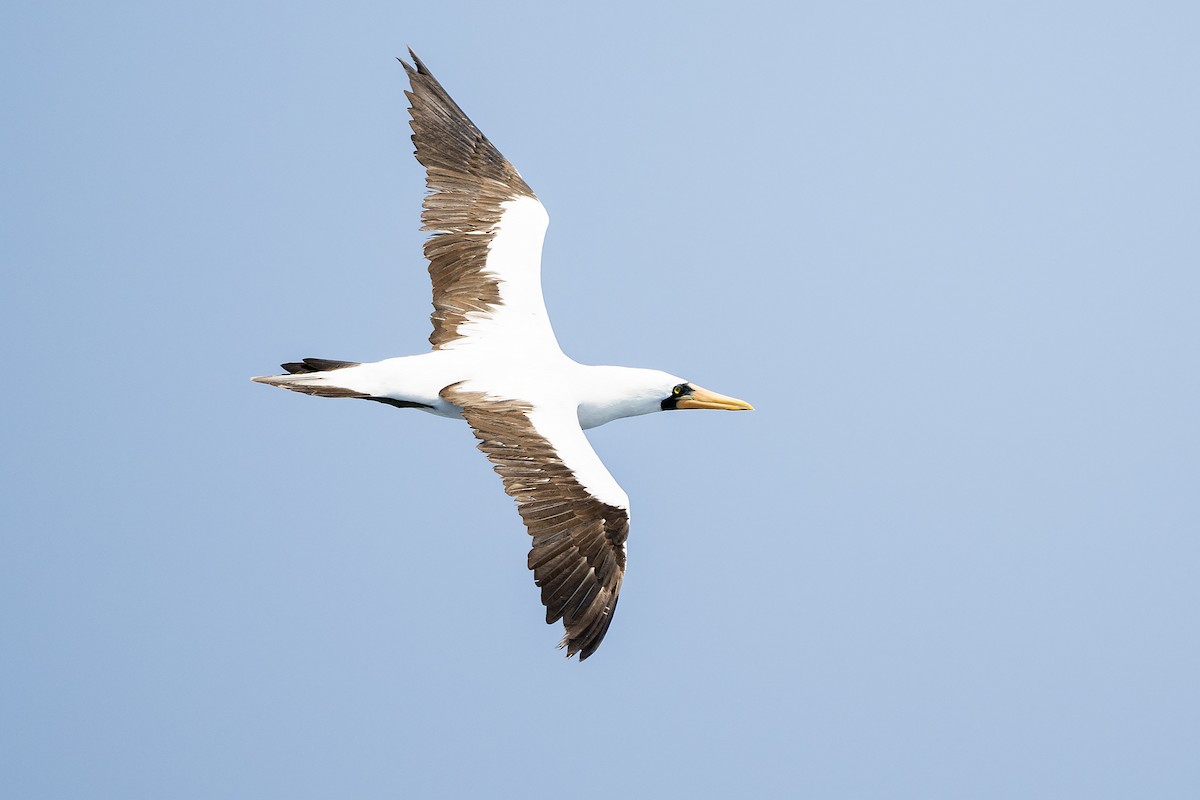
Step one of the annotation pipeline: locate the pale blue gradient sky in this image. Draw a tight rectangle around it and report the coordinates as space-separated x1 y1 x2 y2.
2 1 1198 797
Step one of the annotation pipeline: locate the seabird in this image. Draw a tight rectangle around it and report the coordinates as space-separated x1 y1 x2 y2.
253 51 753 660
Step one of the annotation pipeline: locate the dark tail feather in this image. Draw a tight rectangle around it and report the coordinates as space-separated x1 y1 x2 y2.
252 357 366 397
281 358 361 375
252 359 433 409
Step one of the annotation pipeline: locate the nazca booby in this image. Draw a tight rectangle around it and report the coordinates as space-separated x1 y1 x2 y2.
253 51 752 660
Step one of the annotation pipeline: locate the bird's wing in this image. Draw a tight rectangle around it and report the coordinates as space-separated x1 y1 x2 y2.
401 51 560 355
443 384 630 660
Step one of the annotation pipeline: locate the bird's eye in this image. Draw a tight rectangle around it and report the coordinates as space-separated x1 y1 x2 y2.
672 384 686 397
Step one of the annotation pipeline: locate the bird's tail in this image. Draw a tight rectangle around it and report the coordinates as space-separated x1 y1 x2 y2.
251 358 370 398
252 357 434 410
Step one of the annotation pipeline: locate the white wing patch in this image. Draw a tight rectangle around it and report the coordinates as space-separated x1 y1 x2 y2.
527 405 630 511
449 196 562 354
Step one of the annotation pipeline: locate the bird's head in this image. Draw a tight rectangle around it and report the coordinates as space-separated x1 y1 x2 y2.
577 367 753 429
658 379 755 412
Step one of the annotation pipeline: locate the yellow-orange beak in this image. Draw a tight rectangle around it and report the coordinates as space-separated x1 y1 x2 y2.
675 385 754 411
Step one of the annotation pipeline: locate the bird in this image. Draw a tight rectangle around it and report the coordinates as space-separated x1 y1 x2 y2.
253 50 752 660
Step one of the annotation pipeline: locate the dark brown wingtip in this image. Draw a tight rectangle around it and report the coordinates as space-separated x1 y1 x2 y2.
398 47 434 79
397 47 419 76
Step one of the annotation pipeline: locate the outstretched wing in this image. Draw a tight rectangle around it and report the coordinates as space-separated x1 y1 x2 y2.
443 385 630 660
401 51 560 354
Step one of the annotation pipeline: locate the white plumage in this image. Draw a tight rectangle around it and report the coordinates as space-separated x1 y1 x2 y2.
253 51 751 660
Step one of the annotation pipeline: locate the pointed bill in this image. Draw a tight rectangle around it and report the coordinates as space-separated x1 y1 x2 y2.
675 385 754 411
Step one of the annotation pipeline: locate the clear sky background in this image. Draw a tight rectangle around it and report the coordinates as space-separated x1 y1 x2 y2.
3 1 1197 797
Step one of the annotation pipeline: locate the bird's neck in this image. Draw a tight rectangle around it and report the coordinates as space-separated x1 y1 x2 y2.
574 365 665 430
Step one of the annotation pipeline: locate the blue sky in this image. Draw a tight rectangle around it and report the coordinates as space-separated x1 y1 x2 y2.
2 1 1198 797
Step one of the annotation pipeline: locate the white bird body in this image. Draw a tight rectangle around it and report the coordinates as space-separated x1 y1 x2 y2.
253 52 751 660
266 346 684 430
